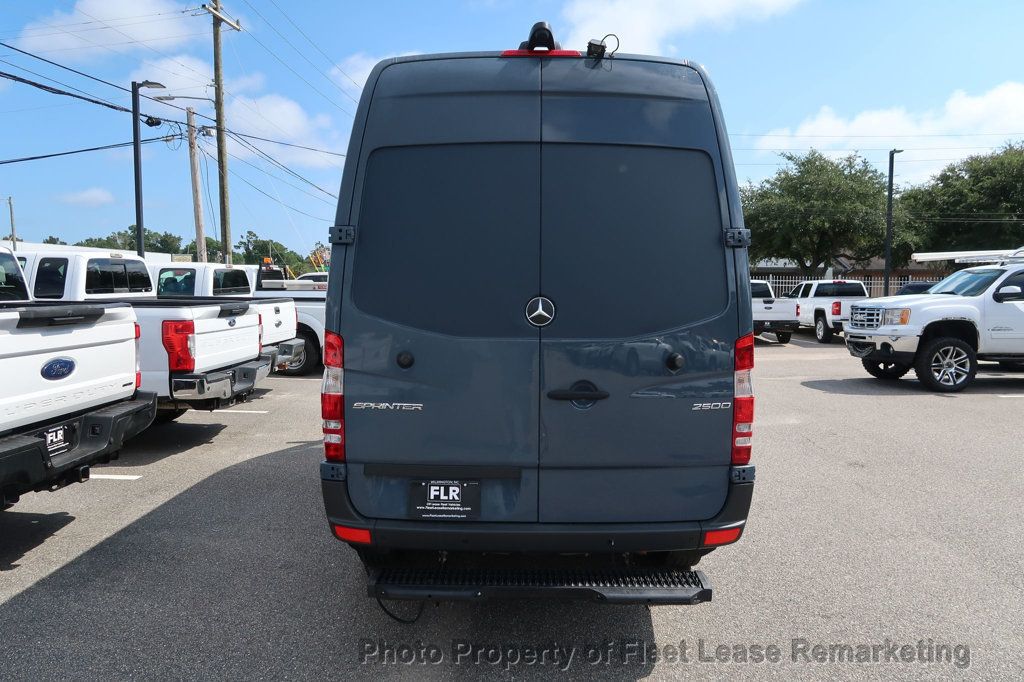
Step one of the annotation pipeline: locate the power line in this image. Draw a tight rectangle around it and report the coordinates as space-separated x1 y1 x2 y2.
0 40 346 158
0 69 129 112
236 0 358 105
1 10 194 35
199 145 331 223
264 0 362 90
216 142 336 206
238 22 353 117
0 135 177 165
227 131 337 198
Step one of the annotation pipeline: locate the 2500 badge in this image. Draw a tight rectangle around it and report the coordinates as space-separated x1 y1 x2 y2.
692 402 732 411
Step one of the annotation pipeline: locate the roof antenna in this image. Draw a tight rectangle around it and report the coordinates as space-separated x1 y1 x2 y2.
520 21 559 51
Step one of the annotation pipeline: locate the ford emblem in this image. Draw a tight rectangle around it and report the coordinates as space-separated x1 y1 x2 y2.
41 357 76 381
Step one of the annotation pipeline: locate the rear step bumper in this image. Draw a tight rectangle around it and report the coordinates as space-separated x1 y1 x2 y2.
370 567 712 605
1 392 157 502
322 474 753 553
168 356 272 405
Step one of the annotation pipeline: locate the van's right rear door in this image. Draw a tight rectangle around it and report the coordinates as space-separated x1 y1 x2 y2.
339 58 542 523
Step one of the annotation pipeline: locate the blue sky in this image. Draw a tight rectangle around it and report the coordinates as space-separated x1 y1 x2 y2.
1 0 1022 255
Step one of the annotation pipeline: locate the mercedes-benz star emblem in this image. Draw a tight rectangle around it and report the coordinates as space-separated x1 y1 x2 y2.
525 296 555 327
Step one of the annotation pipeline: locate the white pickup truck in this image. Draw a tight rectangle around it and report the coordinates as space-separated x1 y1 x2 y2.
751 280 798 343
252 266 325 375
845 263 1024 391
147 262 304 372
784 279 869 343
1 247 156 506
15 251 271 420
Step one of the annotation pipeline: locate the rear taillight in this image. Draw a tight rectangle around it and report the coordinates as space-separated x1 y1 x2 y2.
332 523 370 544
831 301 841 316
161 320 196 373
134 322 142 389
796 303 801 317
500 49 582 57
703 526 742 547
732 333 754 465
321 331 345 462
258 313 263 353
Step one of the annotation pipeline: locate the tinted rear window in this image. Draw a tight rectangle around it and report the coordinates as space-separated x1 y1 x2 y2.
541 145 727 338
815 282 866 297
0 252 29 301
33 257 68 299
214 268 251 295
352 144 540 337
158 268 196 296
85 258 152 294
750 282 772 299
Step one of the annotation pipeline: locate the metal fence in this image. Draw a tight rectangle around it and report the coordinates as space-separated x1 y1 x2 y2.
754 274 940 298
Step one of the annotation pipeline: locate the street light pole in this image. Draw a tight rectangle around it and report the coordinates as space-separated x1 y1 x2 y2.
883 148 903 296
131 80 164 258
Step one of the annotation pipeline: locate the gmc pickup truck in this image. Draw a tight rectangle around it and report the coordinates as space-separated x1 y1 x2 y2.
147 262 304 372
751 280 798 343
846 259 1024 391
784 279 869 343
1 247 156 507
16 251 271 421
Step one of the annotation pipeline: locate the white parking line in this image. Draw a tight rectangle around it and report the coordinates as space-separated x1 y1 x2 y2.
90 474 141 481
996 394 1024 398
219 409 270 414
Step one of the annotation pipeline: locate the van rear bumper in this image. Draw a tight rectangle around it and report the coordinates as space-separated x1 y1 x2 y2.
1 392 157 503
321 472 753 553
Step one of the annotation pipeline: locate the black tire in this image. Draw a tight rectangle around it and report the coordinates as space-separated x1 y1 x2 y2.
913 337 977 392
998 360 1024 372
279 330 320 376
775 332 792 344
154 408 187 423
861 358 911 380
814 315 833 343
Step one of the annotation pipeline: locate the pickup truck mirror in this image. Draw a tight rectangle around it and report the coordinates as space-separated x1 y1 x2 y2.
994 285 1024 302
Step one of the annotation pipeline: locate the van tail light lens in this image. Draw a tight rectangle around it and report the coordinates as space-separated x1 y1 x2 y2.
134 322 142 389
332 523 370 544
322 331 345 462
258 313 263 353
703 526 742 547
831 301 841 317
161 320 196 372
733 333 754 465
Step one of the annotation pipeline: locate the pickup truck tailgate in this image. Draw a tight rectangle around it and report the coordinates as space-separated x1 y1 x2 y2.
191 304 261 373
252 298 296 346
0 304 137 434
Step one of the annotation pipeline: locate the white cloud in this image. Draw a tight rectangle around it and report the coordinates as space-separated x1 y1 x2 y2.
330 52 418 96
59 187 114 206
16 0 202 61
753 82 1024 184
226 93 342 169
561 0 803 55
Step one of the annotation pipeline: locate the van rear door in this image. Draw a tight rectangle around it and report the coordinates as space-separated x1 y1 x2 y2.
537 59 739 522
339 58 542 522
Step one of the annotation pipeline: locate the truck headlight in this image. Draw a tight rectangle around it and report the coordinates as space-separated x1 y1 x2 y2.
883 308 911 325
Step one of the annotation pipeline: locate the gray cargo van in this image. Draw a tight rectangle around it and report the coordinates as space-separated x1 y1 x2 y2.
320 25 755 605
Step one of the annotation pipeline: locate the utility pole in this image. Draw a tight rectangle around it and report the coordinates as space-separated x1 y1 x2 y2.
883 148 903 296
186 108 207 262
203 1 241 264
7 197 15 250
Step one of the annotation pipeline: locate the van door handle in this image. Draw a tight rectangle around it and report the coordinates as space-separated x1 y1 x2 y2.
547 389 610 401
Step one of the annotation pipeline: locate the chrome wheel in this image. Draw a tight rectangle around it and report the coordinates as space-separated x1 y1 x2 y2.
930 345 970 386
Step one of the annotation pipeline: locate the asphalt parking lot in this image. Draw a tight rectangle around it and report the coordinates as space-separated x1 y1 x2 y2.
2 337 1023 680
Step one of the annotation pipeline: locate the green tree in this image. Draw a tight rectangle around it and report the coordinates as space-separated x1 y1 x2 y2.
75 227 184 254
184 236 242 263
234 230 309 274
42 235 67 245
902 143 1024 252
743 150 918 276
